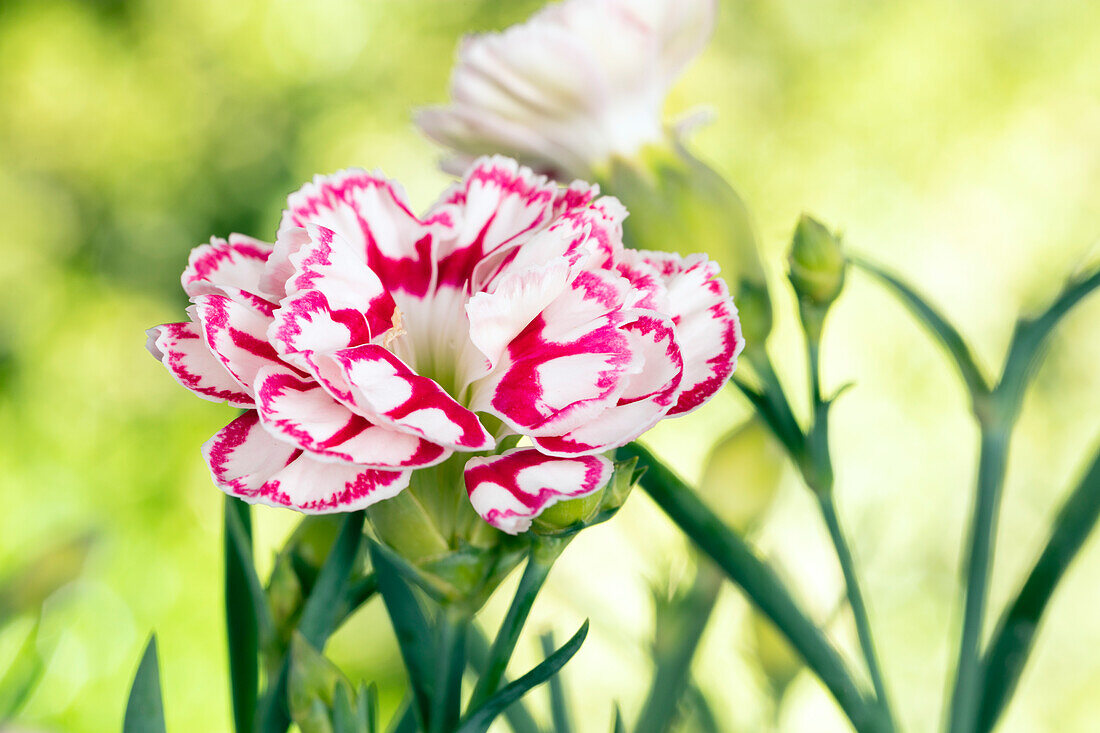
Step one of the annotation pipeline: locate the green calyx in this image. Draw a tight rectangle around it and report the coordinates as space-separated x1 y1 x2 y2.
532 456 640 538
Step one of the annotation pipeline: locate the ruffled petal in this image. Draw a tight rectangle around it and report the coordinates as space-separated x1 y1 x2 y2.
203 411 411 513
464 448 612 534
191 293 281 394
430 156 559 289
280 169 437 298
254 365 449 468
183 234 276 303
268 225 399 368
533 310 682 455
470 268 639 437
146 322 254 408
638 251 743 415
314 345 493 452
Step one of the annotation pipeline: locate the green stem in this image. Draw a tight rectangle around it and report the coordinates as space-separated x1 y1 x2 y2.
620 443 884 733
468 543 560 709
466 627 542 733
976 443 1100 732
540 632 575 733
224 497 259 733
819 495 894 728
946 421 1010 733
431 608 469 733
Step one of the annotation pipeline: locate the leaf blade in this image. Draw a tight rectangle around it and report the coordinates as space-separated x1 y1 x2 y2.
123 636 167 733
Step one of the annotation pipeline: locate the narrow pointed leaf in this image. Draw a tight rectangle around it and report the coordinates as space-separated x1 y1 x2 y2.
853 256 989 397
369 540 434 728
387 697 417 733
358 682 378 733
612 705 626 733
457 621 589 733
467 627 541 733
468 549 556 708
224 497 269 733
332 681 358 733
977 445 1100 731
259 511 366 733
123 636 167 733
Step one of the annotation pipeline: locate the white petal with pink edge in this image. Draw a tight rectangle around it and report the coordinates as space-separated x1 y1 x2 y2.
190 294 281 395
464 448 613 534
280 169 437 298
470 269 639 437
203 411 411 513
315 345 493 452
631 250 743 415
183 234 274 300
146 322 254 408
533 311 682 455
254 365 450 469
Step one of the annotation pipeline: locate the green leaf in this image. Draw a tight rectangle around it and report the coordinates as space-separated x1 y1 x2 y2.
617 443 883 733
457 620 589 733
0 618 44 721
467 547 557 709
430 611 469 733
331 681 358 733
259 511 366 733
387 697 417 733
852 256 989 399
358 682 378 733
977 444 1100 731
466 627 541 733
224 497 269 733
540 631 576 733
123 636 167 733
369 540 435 728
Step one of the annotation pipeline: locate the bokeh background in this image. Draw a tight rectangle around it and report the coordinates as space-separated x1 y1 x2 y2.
0 0 1098 730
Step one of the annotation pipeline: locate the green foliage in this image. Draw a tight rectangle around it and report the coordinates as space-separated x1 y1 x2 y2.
123 637 166 733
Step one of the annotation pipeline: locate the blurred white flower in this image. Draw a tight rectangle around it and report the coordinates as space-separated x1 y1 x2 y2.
417 0 717 179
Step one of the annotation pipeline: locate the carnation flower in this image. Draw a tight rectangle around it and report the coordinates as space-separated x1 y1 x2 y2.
148 156 741 534
416 0 716 179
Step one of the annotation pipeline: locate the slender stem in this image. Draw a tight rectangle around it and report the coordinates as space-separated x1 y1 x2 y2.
976 443 1100 731
620 443 885 733
466 628 542 733
468 544 560 709
819 494 894 727
431 608 469 733
946 421 1010 733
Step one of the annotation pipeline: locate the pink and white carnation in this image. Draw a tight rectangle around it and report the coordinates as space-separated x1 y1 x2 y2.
148 156 741 533
417 0 717 179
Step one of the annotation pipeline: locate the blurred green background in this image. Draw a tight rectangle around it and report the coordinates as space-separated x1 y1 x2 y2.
0 0 1097 730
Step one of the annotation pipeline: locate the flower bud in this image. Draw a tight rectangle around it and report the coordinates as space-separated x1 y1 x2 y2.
788 214 847 309
597 141 773 350
699 417 786 534
532 456 639 537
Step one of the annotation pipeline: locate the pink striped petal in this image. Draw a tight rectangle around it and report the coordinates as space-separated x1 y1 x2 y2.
203 411 411 513
280 169 437 298
431 156 559 288
191 293 281 394
638 252 743 415
183 234 275 300
316 345 493 452
254 366 449 468
146 322 254 408
533 311 682 455
268 225 398 366
464 448 613 534
470 269 639 437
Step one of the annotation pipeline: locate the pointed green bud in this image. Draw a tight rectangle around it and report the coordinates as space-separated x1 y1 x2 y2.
699 417 786 534
788 214 847 309
596 140 773 350
532 457 638 537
